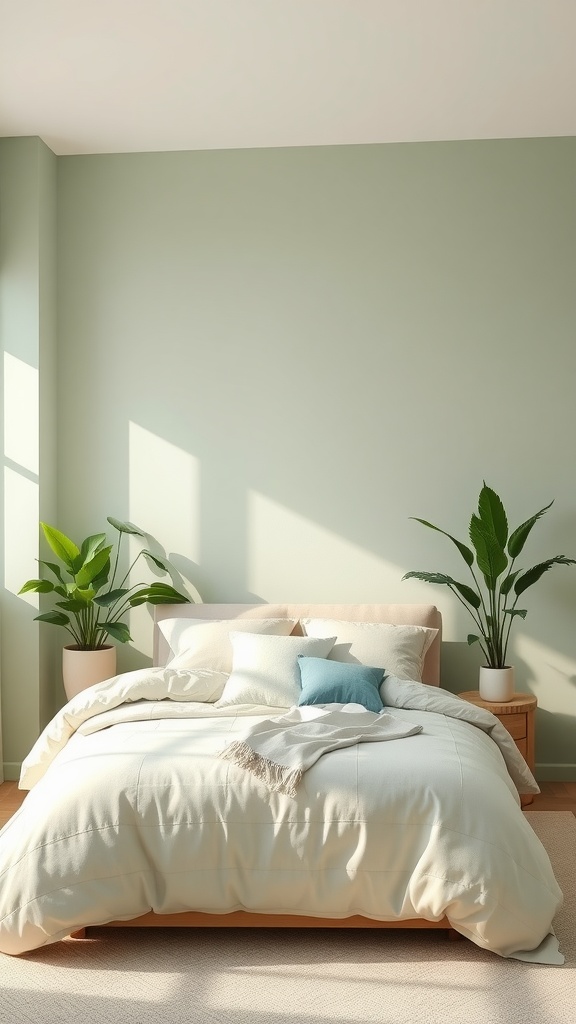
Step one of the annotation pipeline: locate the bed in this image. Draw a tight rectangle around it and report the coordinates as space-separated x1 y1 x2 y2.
0 603 564 962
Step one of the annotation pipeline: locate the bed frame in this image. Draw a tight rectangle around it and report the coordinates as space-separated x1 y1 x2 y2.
74 603 458 938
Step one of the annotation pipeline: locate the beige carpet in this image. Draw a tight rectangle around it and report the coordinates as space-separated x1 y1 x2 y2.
0 811 573 1024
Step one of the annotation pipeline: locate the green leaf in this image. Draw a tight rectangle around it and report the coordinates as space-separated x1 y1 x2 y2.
107 517 145 537
409 519 474 567
129 583 190 607
500 570 521 596
68 586 96 604
75 546 112 588
507 501 554 558
37 559 66 583
79 533 108 565
514 556 576 597
19 579 54 594
93 588 129 607
102 621 132 643
402 571 481 609
91 570 111 593
403 570 454 585
451 582 481 608
142 550 171 573
467 634 481 646
505 608 528 620
469 514 508 582
477 483 508 548
56 599 91 613
40 523 79 569
34 610 70 626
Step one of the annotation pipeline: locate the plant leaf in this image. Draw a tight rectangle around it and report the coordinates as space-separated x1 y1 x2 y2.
469 514 508 582
514 556 576 597
467 634 481 646
142 550 172 573
452 582 482 609
79 533 108 565
56 599 91 613
40 523 79 569
505 608 528 619
477 483 508 548
409 519 474 567
129 583 190 607
507 501 554 558
402 570 454 585
37 559 66 583
19 579 54 594
107 517 145 537
75 547 112 588
500 570 521 596
102 621 132 643
34 610 70 626
93 588 129 607
68 586 96 604
402 571 480 609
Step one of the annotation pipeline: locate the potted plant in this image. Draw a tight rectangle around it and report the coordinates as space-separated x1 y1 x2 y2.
20 517 191 698
403 483 575 701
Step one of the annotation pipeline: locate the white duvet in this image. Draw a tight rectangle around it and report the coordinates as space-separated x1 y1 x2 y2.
0 668 563 962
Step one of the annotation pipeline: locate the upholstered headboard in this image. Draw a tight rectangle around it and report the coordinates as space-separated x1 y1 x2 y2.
153 603 442 685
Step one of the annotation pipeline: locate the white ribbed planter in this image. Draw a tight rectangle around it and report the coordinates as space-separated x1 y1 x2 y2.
479 665 515 703
62 645 117 701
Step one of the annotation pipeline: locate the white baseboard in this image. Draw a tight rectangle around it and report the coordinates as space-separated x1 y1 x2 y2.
535 763 576 782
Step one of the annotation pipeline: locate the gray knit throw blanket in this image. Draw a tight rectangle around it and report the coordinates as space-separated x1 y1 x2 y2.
218 705 423 797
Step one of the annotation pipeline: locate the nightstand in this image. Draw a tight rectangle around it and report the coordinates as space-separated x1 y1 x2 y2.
459 691 537 808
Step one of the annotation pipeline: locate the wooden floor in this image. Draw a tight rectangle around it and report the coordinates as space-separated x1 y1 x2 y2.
1 779 575 829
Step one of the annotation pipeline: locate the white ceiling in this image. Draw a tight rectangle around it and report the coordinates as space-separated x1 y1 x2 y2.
1 0 575 156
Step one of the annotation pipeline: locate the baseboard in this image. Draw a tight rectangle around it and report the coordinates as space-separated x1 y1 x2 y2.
2 763 21 782
535 763 576 782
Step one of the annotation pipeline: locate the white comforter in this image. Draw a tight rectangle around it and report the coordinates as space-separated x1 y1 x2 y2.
0 669 563 961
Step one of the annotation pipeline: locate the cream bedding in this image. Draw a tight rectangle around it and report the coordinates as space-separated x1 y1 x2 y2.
0 668 563 961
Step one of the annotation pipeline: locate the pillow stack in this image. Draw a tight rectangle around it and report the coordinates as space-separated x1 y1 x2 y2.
157 615 438 710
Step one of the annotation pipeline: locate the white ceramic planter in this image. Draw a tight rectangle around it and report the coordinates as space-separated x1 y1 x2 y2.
62 644 117 700
479 665 515 703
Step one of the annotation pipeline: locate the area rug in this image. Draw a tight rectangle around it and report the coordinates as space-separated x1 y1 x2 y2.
0 812 573 1024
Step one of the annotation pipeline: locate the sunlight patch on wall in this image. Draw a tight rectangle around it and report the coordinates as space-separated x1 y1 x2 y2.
515 633 576 715
4 467 39 602
246 490 436 608
3 352 38 474
128 422 200 655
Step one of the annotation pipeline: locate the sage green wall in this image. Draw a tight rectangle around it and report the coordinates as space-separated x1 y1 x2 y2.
55 137 576 779
2 135 575 779
0 137 58 779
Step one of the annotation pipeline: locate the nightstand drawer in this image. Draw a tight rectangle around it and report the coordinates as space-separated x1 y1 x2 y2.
501 714 527 740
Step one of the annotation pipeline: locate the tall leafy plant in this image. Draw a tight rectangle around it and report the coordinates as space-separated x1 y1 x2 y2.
20 517 190 649
403 483 575 668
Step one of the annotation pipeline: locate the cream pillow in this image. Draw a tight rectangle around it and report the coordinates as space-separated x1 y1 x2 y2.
159 617 298 673
215 631 337 709
300 619 438 682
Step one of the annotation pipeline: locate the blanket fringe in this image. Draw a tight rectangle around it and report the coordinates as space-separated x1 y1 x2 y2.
219 741 303 797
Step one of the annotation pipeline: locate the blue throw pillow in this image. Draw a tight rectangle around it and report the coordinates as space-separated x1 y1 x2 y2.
297 656 384 713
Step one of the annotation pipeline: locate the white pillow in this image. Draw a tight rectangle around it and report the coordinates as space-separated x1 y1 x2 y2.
300 619 438 682
158 617 298 673
215 631 337 709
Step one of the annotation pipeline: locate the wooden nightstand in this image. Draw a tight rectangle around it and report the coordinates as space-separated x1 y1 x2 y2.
459 691 537 808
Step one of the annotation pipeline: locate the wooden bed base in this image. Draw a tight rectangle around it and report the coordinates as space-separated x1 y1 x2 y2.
70 910 460 940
